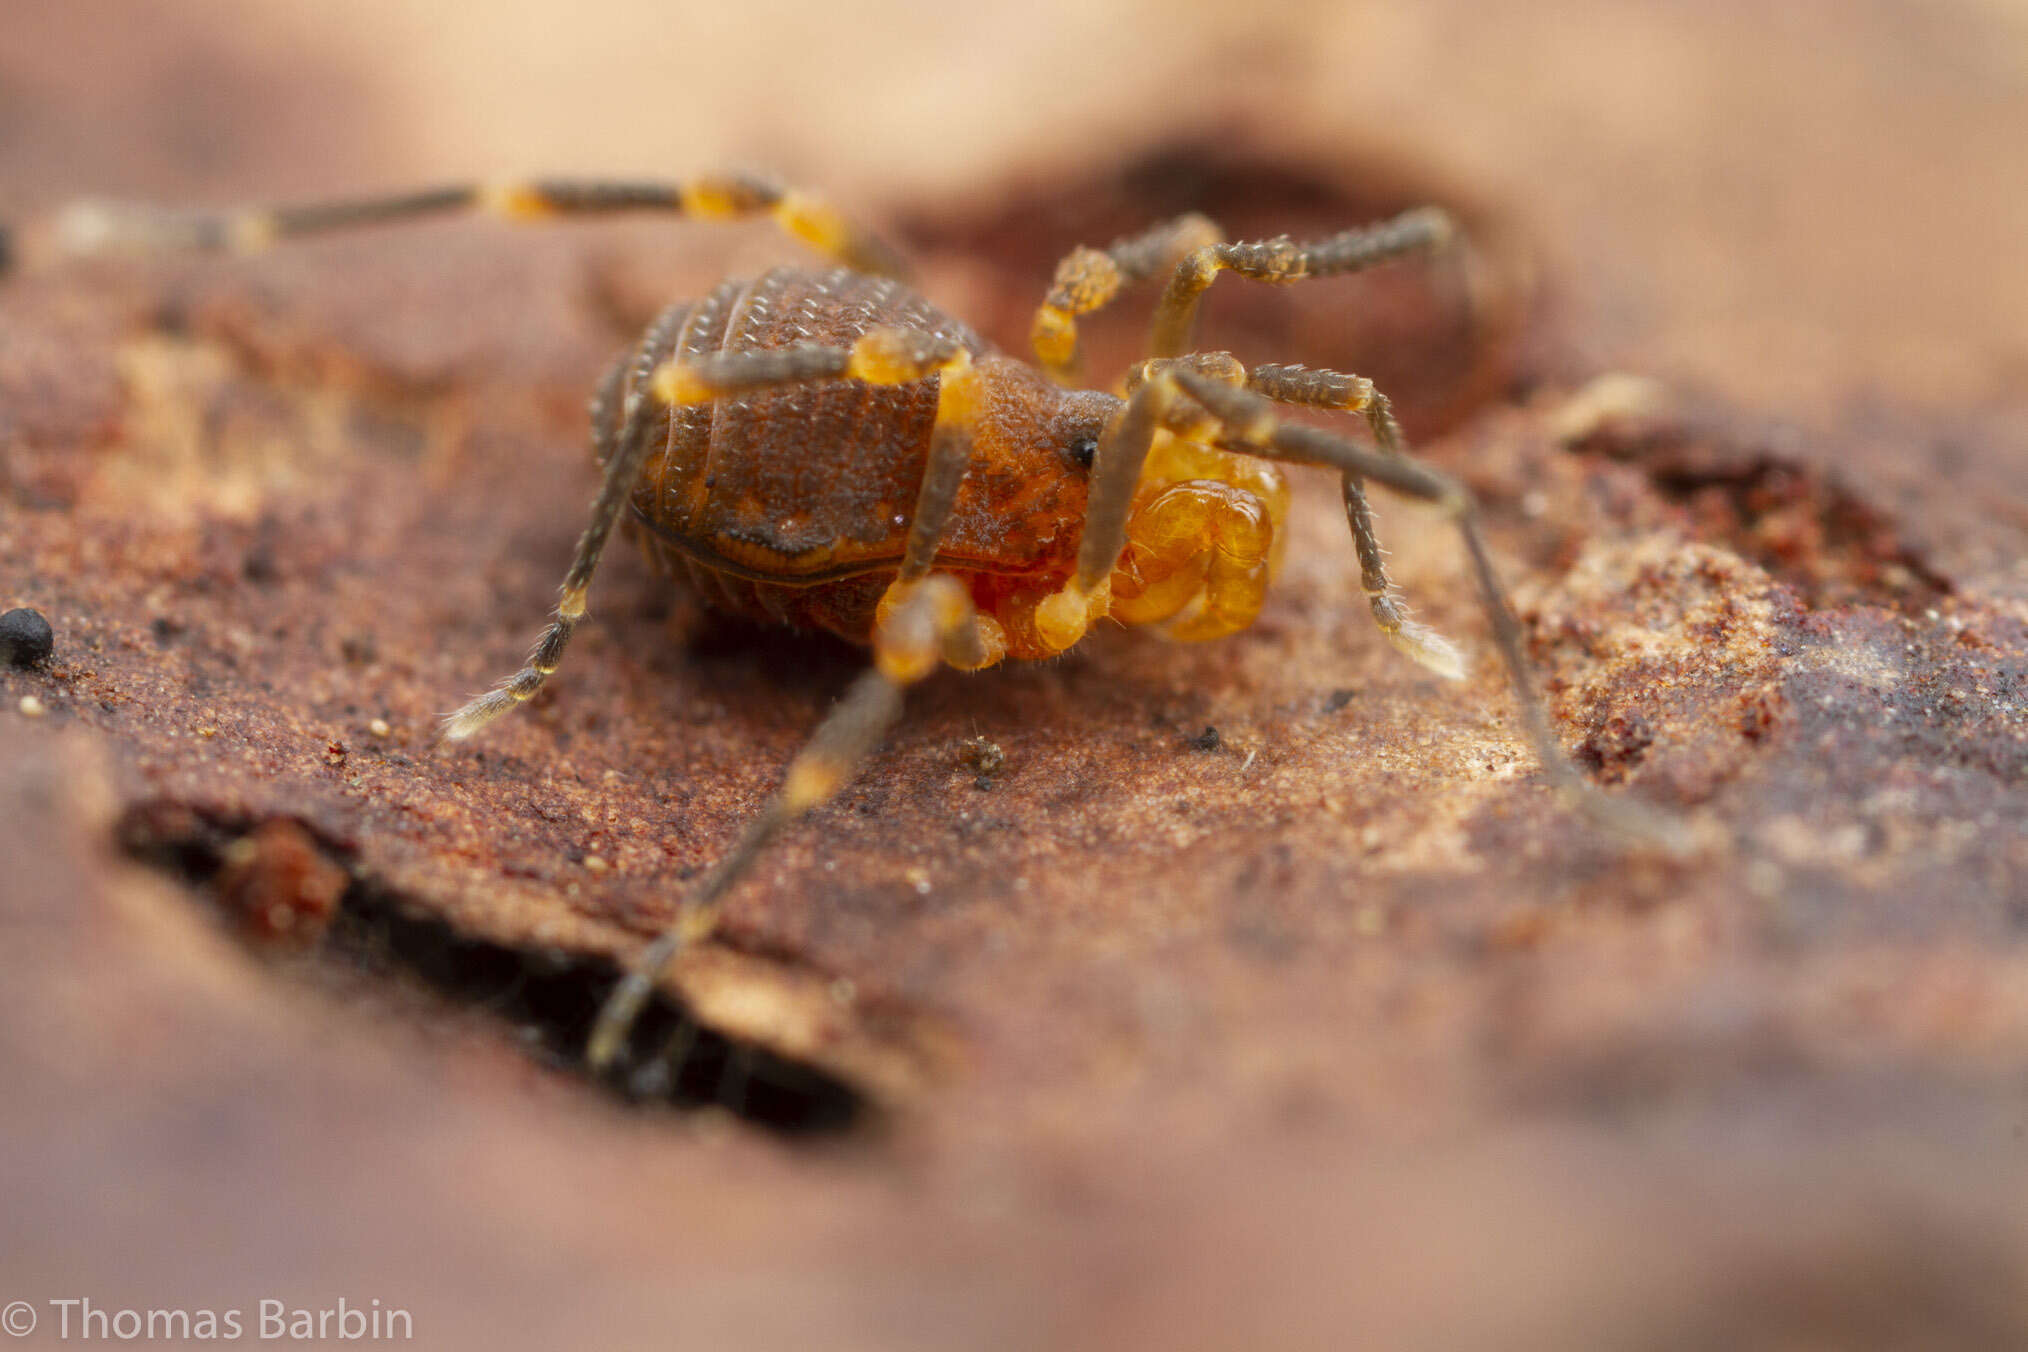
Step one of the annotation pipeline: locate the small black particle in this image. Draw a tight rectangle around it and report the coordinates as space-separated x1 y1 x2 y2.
0 607 55 668
242 541 279 584
1067 435 1099 470
1186 725 1221 752
1324 688 1358 713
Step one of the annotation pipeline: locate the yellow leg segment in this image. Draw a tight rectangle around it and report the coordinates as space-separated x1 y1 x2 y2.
1029 214 1222 382
1149 207 1456 358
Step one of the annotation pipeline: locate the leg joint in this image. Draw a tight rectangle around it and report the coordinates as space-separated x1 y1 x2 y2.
1216 237 1306 282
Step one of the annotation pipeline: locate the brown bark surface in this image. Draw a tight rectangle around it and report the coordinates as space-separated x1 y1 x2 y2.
4 2 2027 1347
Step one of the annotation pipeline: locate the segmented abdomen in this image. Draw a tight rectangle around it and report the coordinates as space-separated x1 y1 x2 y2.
626 267 988 581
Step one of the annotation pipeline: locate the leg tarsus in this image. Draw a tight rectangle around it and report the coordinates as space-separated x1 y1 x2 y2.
1150 206 1457 358
436 343 646 746
1161 367 1692 854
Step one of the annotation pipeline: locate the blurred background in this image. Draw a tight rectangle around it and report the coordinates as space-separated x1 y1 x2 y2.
5 2 2028 1348
7 0 2025 415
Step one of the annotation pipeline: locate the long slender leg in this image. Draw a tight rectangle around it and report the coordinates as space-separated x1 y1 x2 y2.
587 360 994 1068
1019 364 1177 653
434 346 662 742
892 366 1007 670
1029 213 1222 382
1046 355 1489 728
27 172 909 278
585 579 975 1070
586 347 631 465
1156 367 1688 849
1149 207 1456 359
440 326 976 742
1239 362 1463 676
594 294 712 457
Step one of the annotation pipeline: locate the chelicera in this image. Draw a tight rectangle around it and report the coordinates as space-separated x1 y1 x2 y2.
22 172 1671 1072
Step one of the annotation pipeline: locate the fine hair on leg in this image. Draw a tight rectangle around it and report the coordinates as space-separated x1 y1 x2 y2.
1149 207 1457 359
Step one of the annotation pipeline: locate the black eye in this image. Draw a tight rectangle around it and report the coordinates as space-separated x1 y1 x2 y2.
1067 436 1098 470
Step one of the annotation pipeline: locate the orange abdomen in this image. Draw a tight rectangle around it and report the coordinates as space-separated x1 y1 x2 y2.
620 267 1100 648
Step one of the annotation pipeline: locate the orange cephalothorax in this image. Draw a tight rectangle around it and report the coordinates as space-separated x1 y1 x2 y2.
966 423 1293 661
939 356 1115 583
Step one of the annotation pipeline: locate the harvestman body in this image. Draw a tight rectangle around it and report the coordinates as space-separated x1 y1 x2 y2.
7 173 1677 1076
